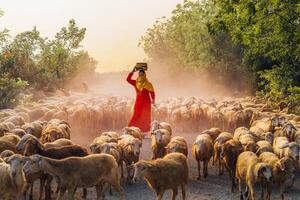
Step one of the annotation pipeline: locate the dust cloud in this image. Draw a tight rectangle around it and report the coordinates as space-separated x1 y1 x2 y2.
74 62 242 101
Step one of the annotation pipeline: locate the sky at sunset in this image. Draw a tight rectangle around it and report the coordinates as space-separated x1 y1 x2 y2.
0 0 182 73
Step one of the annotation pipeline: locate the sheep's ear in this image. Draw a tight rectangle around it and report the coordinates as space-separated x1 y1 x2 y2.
279 144 289 149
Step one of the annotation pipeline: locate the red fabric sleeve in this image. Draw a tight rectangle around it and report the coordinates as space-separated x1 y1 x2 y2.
150 91 155 101
126 72 136 86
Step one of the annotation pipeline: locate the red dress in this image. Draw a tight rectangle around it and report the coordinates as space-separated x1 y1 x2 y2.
127 72 155 132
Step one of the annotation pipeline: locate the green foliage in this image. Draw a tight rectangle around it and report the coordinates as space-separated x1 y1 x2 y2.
0 73 28 109
141 0 300 113
140 0 247 90
210 0 300 112
0 16 96 108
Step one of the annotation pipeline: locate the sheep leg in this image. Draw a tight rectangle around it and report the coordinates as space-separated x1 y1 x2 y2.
82 188 87 199
156 191 164 200
171 188 178 200
218 157 222 175
197 160 201 180
181 184 186 200
204 160 208 178
66 186 77 200
120 163 124 179
96 184 103 200
57 187 66 200
45 175 53 200
120 162 124 179
221 161 225 175
229 171 235 193
110 179 124 200
280 184 284 200
126 165 133 183
39 176 46 200
246 181 254 200
237 178 243 200
30 183 34 200
212 152 216 166
266 182 271 200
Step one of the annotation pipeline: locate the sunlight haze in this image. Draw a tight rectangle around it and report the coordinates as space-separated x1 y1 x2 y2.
0 0 182 73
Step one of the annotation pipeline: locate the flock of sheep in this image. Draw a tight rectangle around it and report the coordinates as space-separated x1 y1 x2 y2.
0 92 299 200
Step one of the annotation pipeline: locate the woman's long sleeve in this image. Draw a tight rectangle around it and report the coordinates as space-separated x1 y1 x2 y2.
126 72 136 86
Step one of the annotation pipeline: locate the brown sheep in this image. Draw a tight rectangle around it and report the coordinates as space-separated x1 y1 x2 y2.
133 153 188 200
16 134 73 153
122 126 143 141
22 121 43 138
259 152 297 200
101 131 120 141
235 130 259 153
20 135 88 200
236 151 272 200
118 135 142 181
273 137 299 161
213 131 233 174
0 154 27 200
220 139 243 192
23 154 124 200
256 141 274 156
192 133 214 179
151 120 173 136
165 136 188 156
21 135 88 158
0 134 21 146
40 124 68 143
151 129 171 159
92 142 122 168
0 140 16 154
90 135 118 153
201 127 222 142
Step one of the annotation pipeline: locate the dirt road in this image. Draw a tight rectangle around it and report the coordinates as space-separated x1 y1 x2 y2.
34 131 300 200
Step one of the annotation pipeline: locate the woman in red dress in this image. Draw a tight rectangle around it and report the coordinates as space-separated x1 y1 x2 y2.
127 67 155 132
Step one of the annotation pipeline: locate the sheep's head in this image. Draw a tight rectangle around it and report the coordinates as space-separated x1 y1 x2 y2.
6 154 25 178
271 116 280 128
132 160 152 182
258 164 272 182
166 143 186 154
282 123 297 138
263 132 274 144
124 139 142 157
122 127 131 135
16 134 37 153
23 154 42 175
90 143 101 154
276 157 297 177
278 116 286 127
280 142 300 161
245 141 258 153
152 129 166 144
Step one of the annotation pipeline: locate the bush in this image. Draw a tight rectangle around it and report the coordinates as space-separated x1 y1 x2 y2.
0 73 28 109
